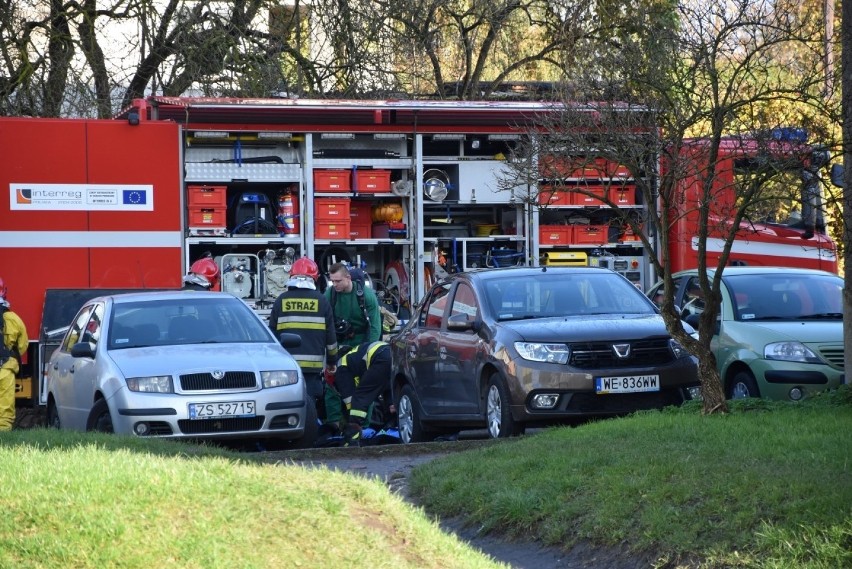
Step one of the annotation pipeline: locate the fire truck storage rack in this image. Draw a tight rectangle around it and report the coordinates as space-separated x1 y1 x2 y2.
534 154 648 290
153 98 656 306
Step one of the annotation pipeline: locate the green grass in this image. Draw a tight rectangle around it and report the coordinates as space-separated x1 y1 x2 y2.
409 387 852 567
0 430 504 569
2 388 849 568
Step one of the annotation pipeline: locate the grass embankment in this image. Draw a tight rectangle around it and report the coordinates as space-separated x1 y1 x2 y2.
0 431 501 569
409 387 852 568
1 388 849 568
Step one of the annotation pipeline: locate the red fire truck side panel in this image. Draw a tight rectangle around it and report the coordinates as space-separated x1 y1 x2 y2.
1 118 91 231
85 121 182 231
0 118 183 339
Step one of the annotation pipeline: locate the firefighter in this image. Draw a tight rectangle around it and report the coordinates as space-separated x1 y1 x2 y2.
0 277 29 431
268 257 338 418
334 341 393 447
182 255 221 290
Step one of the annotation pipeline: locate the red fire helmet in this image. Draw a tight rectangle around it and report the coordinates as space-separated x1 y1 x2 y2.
189 257 220 288
290 257 319 281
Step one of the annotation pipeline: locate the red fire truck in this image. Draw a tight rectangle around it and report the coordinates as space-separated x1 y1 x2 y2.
0 97 837 407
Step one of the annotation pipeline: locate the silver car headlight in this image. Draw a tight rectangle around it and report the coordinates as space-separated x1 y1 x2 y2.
764 342 822 363
262 370 300 388
126 375 174 393
669 339 691 359
514 342 570 364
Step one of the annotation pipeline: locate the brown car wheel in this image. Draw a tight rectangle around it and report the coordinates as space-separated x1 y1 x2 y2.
485 373 523 439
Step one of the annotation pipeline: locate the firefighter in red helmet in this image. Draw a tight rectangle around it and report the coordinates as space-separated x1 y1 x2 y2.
0 278 29 431
182 255 221 291
268 257 338 428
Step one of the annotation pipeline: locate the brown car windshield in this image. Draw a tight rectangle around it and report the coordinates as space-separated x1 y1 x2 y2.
484 273 655 321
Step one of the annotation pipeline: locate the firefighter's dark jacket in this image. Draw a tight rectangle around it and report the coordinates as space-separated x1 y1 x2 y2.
335 341 389 398
268 288 338 374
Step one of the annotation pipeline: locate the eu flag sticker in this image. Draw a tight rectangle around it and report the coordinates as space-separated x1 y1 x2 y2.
123 189 147 205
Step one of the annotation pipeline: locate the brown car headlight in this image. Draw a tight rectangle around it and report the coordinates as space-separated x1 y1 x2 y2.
515 342 570 365
669 339 690 359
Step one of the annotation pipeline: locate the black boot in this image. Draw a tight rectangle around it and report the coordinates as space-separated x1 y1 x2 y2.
343 422 362 447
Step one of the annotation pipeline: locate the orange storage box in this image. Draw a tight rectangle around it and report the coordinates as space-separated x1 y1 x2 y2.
538 187 571 206
314 198 350 220
539 225 571 245
188 185 227 207
315 221 351 239
349 222 372 239
353 169 391 193
189 207 226 226
539 156 631 180
620 224 643 241
349 200 373 222
314 169 351 192
571 185 606 206
573 224 609 245
609 185 636 206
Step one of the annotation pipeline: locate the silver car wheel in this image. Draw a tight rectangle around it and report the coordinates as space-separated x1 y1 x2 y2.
398 393 415 444
730 382 750 399
729 370 760 399
486 384 502 438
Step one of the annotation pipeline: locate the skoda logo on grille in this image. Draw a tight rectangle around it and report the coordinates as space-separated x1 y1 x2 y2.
211 370 226 380
612 344 631 358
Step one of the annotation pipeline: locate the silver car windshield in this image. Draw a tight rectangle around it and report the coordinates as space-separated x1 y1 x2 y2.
485 272 656 321
725 273 843 321
108 297 273 348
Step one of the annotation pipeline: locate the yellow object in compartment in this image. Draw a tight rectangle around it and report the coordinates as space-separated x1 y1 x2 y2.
541 251 588 266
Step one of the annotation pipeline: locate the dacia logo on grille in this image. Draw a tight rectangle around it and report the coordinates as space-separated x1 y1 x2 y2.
212 370 226 380
612 344 631 358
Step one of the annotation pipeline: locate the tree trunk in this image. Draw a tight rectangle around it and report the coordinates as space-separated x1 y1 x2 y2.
696 353 726 414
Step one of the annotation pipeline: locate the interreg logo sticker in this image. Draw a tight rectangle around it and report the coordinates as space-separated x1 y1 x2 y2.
9 184 153 211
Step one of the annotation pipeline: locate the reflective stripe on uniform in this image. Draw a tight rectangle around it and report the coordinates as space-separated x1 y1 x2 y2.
276 315 328 331
363 341 387 367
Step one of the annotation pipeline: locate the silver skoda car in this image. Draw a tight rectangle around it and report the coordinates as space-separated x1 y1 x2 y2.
46 290 316 446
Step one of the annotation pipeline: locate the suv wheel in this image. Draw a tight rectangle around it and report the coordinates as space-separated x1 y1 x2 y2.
486 373 523 439
729 370 760 399
86 399 114 433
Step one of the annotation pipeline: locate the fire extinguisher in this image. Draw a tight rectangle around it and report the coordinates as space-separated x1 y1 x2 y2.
277 191 299 235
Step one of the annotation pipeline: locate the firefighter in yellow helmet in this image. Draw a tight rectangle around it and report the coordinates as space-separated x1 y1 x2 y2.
0 277 29 431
